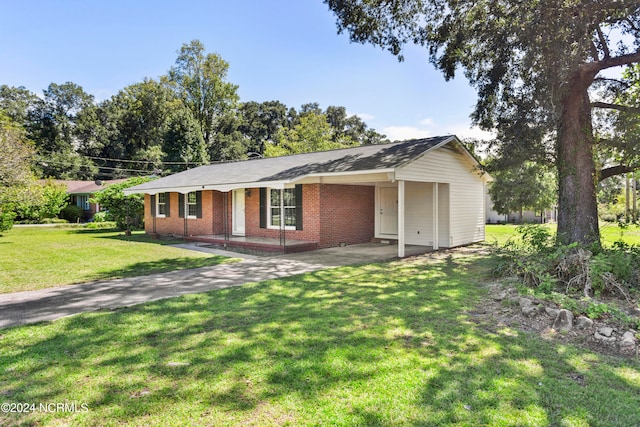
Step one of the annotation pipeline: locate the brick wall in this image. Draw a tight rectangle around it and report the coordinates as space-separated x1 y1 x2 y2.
244 185 322 243
144 184 375 248
144 191 214 236
319 184 374 247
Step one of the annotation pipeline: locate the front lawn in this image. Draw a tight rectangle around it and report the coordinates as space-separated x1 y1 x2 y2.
0 226 233 293
486 223 640 246
1 253 638 426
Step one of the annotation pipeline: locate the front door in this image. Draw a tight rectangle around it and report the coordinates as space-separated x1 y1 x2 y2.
379 187 398 235
232 189 245 236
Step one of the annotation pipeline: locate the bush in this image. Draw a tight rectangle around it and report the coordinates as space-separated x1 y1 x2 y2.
92 211 113 223
0 210 15 233
60 205 84 223
495 224 639 299
90 177 154 230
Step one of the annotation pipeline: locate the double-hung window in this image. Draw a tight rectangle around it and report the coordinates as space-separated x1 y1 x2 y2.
269 188 296 229
187 192 197 218
157 193 167 217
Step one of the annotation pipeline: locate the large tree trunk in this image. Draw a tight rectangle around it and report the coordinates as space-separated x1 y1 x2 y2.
556 71 600 247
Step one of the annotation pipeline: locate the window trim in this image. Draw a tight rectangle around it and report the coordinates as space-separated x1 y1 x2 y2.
156 192 167 218
186 192 197 219
267 187 297 230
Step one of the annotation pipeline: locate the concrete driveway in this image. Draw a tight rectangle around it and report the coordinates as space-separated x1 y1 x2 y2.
0 243 430 329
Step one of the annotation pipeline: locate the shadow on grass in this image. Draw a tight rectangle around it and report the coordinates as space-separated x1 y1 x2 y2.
88 256 232 282
1 253 639 426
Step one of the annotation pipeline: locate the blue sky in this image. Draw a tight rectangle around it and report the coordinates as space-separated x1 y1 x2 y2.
0 0 491 141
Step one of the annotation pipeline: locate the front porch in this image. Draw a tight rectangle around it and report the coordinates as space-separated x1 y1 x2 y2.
184 234 318 254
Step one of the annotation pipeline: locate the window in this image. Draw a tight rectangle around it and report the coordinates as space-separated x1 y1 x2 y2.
269 188 296 228
157 193 167 217
187 192 197 217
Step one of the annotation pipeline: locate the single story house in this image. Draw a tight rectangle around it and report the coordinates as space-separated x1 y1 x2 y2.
124 135 490 257
57 179 127 220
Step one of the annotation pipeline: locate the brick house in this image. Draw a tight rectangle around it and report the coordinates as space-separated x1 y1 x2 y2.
124 136 490 256
57 179 127 220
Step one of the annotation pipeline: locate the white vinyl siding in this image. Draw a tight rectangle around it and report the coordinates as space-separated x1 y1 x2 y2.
404 182 432 245
396 146 485 247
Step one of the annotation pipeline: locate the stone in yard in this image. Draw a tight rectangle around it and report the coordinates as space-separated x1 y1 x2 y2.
575 316 594 330
621 331 637 347
522 305 539 318
519 297 533 308
545 307 560 318
493 291 508 301
597 327 614 337
594 330 617 344
552 309 574 332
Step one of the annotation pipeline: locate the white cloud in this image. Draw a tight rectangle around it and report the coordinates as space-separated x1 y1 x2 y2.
382 126 432 142
347 111 375 121
383 118 495 142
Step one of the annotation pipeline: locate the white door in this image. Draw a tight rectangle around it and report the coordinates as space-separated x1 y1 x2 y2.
379 187 398 235
232 189 245 236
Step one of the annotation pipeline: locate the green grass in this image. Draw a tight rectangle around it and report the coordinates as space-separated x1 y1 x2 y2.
0 253 638 426
486 223 640 247
0 226 233 293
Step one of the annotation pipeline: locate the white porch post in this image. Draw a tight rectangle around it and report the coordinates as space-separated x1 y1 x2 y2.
433 182 439 250
398 180 405 258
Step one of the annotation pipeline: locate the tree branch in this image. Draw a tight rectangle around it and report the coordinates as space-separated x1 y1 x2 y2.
591 101 640 113
584 49 640 74
595 25 610 59
600 165 637 181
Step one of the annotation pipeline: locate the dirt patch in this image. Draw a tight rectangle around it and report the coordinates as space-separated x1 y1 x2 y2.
468 281 640 359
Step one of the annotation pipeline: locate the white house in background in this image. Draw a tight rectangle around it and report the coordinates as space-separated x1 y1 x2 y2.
485 190 558 224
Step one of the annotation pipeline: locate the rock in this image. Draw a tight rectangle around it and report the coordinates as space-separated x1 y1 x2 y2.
597 327 614 337
522 305 539 318
594 331 617 344
632 307 640 316
545 307 560 318
519 297 533 308
507 296 521 305
621 331 637 347
552 309 574 332
493 291 508 301
575 316 594 330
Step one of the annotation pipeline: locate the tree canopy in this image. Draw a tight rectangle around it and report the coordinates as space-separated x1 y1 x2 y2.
325 0 640 247
0 39 387 181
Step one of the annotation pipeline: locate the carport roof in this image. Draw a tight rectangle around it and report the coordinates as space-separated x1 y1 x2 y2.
124 135 472 194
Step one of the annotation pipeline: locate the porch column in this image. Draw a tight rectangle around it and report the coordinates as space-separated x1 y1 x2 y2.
433 183 439 250
398 180 405 258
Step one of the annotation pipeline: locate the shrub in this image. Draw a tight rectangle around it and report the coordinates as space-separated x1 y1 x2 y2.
85 221 118 229
60 205 84 223
0 210 15 233
90 177 154 230
92 211 113 223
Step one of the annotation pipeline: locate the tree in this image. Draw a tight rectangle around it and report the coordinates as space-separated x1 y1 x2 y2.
13 180 68 222
238 100 289 155
0 112 35 232
90 177 154 230
265 112 357 157
325 1 640 247
488 162 556 223
167 40 239 146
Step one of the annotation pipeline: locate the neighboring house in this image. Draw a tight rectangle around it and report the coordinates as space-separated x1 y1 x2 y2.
124 136 490 256
485 191 558 224
57 179 127 220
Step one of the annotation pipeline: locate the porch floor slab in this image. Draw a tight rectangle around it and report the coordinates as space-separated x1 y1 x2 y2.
184 234 318 254
273 243 433 267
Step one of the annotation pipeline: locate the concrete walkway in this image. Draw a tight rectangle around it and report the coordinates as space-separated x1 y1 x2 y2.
0 243 429 329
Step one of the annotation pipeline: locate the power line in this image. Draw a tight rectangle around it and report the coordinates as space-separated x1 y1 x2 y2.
82 155 193 165
34 157 154 174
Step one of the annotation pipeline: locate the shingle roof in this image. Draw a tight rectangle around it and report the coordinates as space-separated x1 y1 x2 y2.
126 136 459 193
47 179 128 194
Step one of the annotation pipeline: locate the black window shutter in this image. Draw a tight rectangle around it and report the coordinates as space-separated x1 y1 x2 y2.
179 193 185 218
196 191 202 218
150 194 156 217
165 193 171 217
295 184 303 230
259 188 267 229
